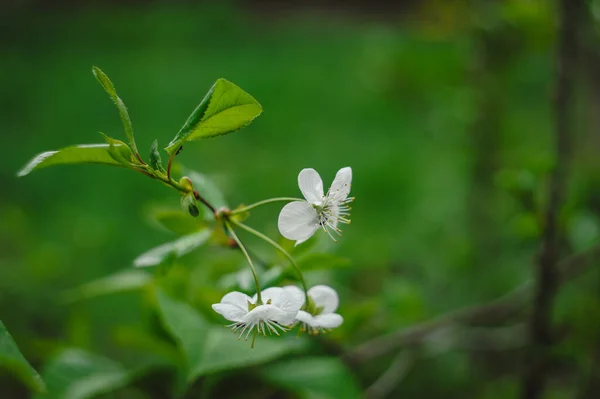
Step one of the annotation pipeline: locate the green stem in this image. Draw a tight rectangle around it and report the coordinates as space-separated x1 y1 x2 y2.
225 221 262 304
230 197 304 214
232 220 308 296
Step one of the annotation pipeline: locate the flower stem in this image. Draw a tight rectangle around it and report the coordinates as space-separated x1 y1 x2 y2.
166 146 180 182
225 221 262 304
230 197 303 214
232 220 308 297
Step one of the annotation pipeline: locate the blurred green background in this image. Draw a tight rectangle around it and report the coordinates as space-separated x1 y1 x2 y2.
2 0 600 398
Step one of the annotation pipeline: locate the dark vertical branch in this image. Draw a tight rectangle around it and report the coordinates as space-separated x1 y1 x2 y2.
521 0 581 398
466 31 503 268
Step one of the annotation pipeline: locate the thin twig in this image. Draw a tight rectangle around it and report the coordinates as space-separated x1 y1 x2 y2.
193 190 216 214
346 244 600 364
365 350 415 399
232 220 308 294
521 0 580 397
166 146 180 182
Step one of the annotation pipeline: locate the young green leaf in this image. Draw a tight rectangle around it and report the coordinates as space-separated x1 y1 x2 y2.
100 133 136 165
0 321 46 393
155 289 306 385
133 228 212 268
61 270 152 303
261 357 362 399
34 348 132 399
17 144 130 177
149 140 165 172
165 79 262 154
92 66 139 156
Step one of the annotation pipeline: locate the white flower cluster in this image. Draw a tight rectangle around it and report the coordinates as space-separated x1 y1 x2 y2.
212 284 343 339
212 167 352 343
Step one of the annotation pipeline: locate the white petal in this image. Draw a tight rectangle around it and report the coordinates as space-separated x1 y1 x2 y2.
221 291 252 309
212 291 251 322
295 311 343 329
243 304 288 324
278 201 319 244
298 168 324 205
212 303 246 322
282 285 306 306
295 310 316 325
328 166 352 203
259 287 284 304
312 313 343 328
308 285 339 313
260 286 303 325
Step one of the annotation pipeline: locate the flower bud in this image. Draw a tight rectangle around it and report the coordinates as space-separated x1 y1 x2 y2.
179 176 194 193
181 193 199 217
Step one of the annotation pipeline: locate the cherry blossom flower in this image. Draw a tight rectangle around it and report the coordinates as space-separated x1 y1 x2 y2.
278 167 353 245
212 286 303 340
287 285 343 333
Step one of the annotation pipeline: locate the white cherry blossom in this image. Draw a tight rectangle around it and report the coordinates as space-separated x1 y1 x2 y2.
212 286 303 340
278 167 353 245
287 285 343 333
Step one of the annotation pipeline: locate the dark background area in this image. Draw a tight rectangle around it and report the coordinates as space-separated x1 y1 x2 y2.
2 0 600 398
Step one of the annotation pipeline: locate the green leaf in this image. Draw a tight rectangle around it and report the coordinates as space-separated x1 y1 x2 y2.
100 133 136 165
134 228 212 268
154 289 209 379
155 289 306 385
148 207 204 235
149 139 165 172
17 144 130 177
165 79 262 154
112 326 182 367
34 348 132 399
296 253 351 271
192 328 304 379
261 357 361 399
0 321 46 393
92 66 139 154
62 270 152 303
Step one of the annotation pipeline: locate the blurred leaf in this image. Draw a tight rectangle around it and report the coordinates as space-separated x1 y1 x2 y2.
92 66 138 154
296 253 351 271
134 228 212 268
568 211 600 252
148 140 165 172
62 270 152 303
112 326 181 367
184 169 229 222
154 289 209 377
148 207 204 235
34 348 132 399
165 79 262 154
261 357 361 399
17 144 129 177
0 321 46 393
155 289 306 385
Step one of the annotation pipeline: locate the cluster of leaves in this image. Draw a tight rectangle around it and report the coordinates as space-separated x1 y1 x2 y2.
5 67 359 398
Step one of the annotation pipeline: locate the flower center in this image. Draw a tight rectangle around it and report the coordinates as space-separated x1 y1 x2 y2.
313 193 353 241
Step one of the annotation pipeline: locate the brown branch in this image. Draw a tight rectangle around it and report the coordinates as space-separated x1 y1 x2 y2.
521 0 581 397
193 190 217 215
346 245 600 364
365 350 415 399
